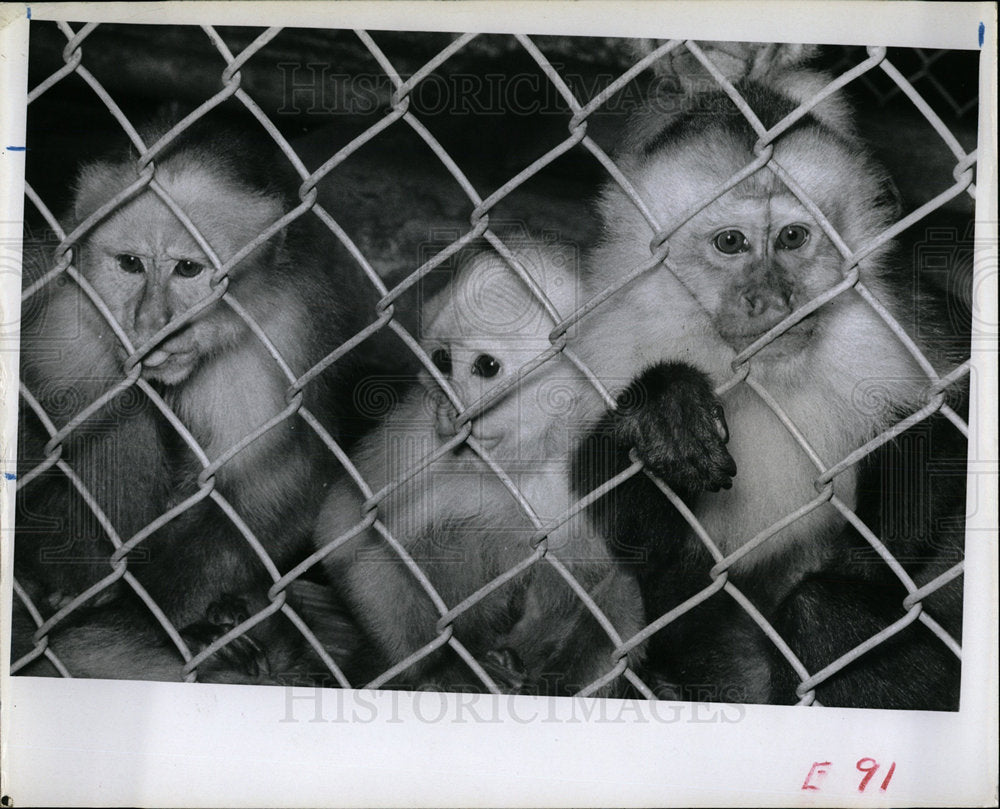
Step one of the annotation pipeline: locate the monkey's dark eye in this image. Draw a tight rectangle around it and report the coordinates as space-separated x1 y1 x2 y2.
115 254 144 274
174 260 205 278
712 230 749 255
776 224 809 250
431 348 452 376
471 354 501 378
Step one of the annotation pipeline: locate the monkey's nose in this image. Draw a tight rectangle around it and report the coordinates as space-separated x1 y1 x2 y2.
740 289 791 319
435 404 459 440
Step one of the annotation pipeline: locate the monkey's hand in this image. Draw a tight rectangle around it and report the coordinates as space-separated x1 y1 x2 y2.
615 361 737 493
481 647 530 694
181 594 273 683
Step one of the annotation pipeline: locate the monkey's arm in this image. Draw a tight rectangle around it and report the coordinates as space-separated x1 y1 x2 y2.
572 361 736 568
568 362 776 702
11 596 307 684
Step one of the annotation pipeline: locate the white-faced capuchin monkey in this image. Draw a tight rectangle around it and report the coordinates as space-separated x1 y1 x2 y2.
572 77 968 708
315 244 723 695
13 117 399 682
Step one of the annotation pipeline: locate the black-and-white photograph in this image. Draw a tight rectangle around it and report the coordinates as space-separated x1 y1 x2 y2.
1 3 996 806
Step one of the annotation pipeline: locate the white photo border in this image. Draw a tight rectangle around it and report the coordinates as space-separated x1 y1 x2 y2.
1 2 996 806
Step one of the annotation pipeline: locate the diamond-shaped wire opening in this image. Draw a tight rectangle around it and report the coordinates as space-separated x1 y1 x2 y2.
11 24 975 706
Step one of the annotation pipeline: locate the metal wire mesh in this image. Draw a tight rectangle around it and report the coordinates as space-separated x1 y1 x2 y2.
11 23 975 705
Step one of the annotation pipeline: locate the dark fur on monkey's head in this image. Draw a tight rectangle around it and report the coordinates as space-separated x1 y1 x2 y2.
72 110 300 223
629 79 902 223
638 81 836 156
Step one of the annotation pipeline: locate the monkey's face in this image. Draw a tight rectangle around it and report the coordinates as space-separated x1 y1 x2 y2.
626 127 893 360
668 190 844 356
421 250 578 458
74 164 285 385
425 338 558 456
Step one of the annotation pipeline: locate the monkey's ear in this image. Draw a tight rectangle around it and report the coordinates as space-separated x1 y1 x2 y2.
876 175 905 220
73 160 134 223
270 223 287 254
748 44 820 81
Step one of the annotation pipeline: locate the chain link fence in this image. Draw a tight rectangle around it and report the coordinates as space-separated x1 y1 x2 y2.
10 22 977 705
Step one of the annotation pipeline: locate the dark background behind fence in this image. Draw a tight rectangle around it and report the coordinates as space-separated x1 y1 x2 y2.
12 21 979 702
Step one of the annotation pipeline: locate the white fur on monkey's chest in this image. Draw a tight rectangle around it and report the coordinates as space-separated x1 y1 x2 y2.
697 385 858 567
575 288 881 570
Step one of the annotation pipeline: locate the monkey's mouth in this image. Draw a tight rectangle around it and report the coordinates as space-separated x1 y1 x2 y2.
435 404 505 450
438 422 504 450
719 318 817 355
469 430 503 449
137 346 199 383
142 348 186 368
